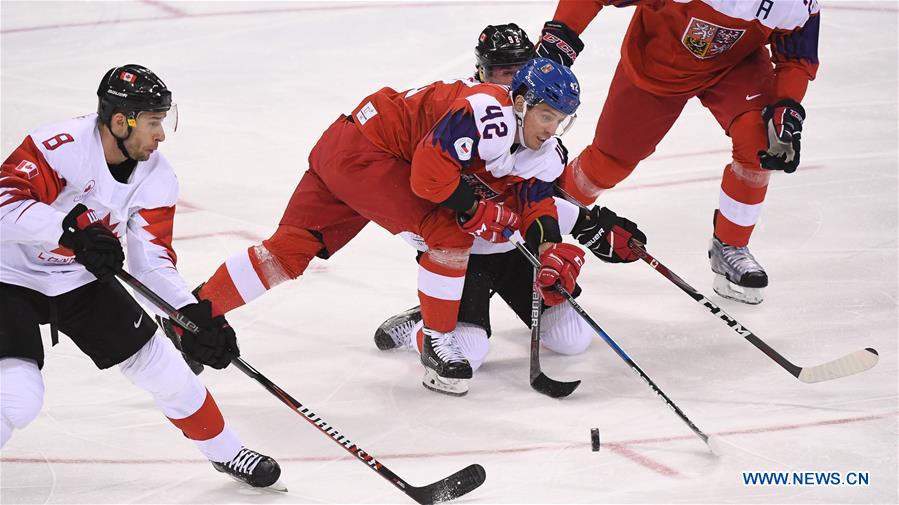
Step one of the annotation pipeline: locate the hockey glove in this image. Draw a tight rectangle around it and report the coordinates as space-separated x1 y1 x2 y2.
535 21 584 67
572 206 646 263
759 99 805 173
458 199 521 243
537 243 585 306
177 300 240 370
59 204 124 282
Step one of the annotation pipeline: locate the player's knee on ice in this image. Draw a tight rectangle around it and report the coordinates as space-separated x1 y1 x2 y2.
454 323 489 371
541 304 591 355
0 358 44 446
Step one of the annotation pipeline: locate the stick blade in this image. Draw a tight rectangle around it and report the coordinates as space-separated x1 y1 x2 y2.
797 348 879 383
407 464 486 504
531 373 581 398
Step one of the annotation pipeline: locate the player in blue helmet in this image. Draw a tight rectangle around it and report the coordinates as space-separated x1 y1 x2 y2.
374 58 648 398
510 58 580 147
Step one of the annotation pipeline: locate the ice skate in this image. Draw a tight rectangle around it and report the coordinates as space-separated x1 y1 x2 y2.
374 306 421 351
211 447 286 491
708 237 768 305
422 368 470 396
420 327 472 396
156 315 205 375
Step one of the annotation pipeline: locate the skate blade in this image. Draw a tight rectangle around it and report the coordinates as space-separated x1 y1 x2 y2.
268 478 288 492
713 274 763 305
422 369 469 396
220 472 288 492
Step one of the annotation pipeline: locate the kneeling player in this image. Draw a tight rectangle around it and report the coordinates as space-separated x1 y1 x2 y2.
375 201 646 395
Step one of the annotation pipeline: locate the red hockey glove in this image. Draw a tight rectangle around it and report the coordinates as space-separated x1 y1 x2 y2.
458 199 521 243
572 206 647 263
537 243 585 306
759 99 805 173
535 21 584 67
58 204 124 282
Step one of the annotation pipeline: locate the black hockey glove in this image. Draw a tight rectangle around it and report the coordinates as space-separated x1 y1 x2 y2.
571 206 646 263
535 21 584 67
177 300 240 370
759 99 805 173
59 204 124 282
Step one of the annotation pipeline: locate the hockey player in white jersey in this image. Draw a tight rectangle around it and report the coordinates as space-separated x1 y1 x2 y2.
0 64 283 490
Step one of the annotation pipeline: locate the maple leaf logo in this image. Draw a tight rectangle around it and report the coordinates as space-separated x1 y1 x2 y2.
51 213 121 257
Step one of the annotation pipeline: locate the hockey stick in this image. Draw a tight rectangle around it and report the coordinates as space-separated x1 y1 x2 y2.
116 269 486 504
503 232 711 446
626 241 879 383
528 266 581 398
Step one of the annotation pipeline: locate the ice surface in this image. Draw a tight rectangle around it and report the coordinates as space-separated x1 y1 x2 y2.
2 2 896 503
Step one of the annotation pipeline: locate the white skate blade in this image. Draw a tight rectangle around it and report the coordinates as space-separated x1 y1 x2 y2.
422 368 469 396
713 274 763 305
268 478 288 492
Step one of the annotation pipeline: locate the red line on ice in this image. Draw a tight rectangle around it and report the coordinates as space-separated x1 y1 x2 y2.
3 412 892 476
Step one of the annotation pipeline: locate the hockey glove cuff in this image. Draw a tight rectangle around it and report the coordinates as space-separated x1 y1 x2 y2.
59 204 124 282
759 99 805 173
572 206 646 263
537 243 585 306
458 199 521 243
536 21 584 67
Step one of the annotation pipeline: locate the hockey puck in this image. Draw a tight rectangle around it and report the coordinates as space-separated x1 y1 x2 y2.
590 428 600 452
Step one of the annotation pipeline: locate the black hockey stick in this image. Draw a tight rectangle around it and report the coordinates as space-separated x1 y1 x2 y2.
626 241 879 383
116 269 486 504
528 266 581 398
503 232 711 446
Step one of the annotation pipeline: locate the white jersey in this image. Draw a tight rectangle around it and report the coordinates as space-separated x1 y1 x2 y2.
0 113 195 311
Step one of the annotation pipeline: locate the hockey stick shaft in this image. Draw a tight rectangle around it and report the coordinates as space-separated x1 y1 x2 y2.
503 234 709 444
529 268 542 382
626 240 878 382
528 266 581 397
552 185 877 382
116 269 484 504
626 241 799 376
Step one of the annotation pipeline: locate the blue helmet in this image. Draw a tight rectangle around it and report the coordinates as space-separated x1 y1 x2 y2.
510 57 580 116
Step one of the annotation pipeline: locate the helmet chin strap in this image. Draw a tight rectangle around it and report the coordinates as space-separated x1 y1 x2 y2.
109 117 135 161
513 99 529 147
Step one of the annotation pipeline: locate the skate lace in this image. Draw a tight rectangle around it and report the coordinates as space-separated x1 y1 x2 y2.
388 319 416 345
720 244 763 275
227 448 262 475
431 332 466 364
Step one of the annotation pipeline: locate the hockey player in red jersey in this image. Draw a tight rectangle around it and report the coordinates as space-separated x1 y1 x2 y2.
195 57 587 394
375 24 648 396
536 0 819 304
0 65 283 490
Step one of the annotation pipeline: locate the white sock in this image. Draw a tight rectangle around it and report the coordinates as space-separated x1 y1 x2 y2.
0 358 44 448
541 304 592 355
454 323 489 372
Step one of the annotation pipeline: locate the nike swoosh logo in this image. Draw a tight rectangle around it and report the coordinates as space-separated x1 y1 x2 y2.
746 93 762 100
133 313 143 328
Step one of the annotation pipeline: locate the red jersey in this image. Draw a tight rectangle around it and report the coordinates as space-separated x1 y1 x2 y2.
351 79 567 233
552 0 820 100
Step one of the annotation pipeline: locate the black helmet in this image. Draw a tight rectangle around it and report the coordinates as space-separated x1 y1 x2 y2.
97 64 172 127
475 23 536 69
